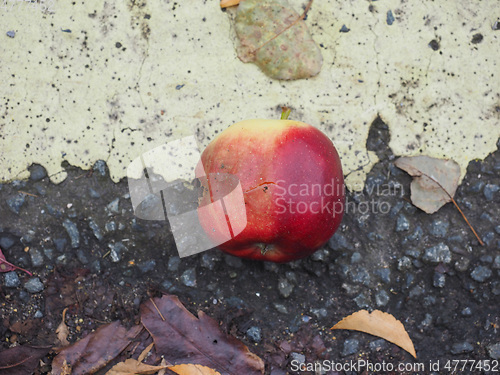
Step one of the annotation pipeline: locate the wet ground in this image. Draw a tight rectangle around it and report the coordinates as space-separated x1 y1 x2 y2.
0 118 499 374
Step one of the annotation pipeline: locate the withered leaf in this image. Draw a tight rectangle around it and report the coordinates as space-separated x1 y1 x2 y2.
56 308 70 347
169 364 221 375
0 247 32 276
332 310 417 358
234 0 322 80
51 321 143 375
0 345 51 375
106 358 167 375
140 295 264 375
394 155 460 214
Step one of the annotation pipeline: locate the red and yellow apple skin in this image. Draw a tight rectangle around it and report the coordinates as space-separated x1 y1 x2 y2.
197 119 344 263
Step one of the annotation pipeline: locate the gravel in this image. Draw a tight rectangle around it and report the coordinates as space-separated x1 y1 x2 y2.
6 193 25 214
342 338 359 356
246 326 262 343
423 243 452 264
180 268 197 287
450 342 474 355
24 277 44 293
278 278 294 298
470 265 492 282
488 343 500 360
62 219 80 248
396 214 410 231
4 271 21 287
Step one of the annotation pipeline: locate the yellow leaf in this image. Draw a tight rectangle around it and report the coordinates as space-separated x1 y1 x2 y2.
168 363 222 375
106 358 167 375
331 309 417 358
220 0 240 8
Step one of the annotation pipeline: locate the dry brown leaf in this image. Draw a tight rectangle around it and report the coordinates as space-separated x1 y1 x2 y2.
331 310 417 358
137 342 155 363
158 358 168 375
56 308 70 347
106 358 167 375
394 155 460 214
51 321 143 375
169 364 222 375
141 295 264 374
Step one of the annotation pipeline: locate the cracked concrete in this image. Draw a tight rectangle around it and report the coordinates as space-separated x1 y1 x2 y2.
1 0 499 190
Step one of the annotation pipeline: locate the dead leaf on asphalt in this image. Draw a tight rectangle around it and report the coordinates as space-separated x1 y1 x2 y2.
394 155 460 214
51 321 143 375
169 363 222 375
106 358 167 375
0 345 51 375
140 295 265 375
0 247 32 276
234 0 322 80
332 309 417 358
56 307 70 347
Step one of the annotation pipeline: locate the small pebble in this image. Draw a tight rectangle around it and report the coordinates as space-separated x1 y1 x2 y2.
493 255 500 269
6 194 25 214
4 271 21 287
450 342 473 354
454 257 470 272
278 278 294 298
108 242 127 262
433 272 445 288
106 198 120 214
77 249 89 264
7 30 15 38
168 256 181 271
482 232 495 246
24 277 44 293
386 10 395 25
328 233 351 250
484 184 499 201
137 259 156 273
53 238 67 252
29 165 47 181
429 219 449 238
375 290 389 306
29 248 44 267
407 226 423 241
88 218 103 241
246 326 262 343
461 307 472 316
342 339 359 356
396 214 410 231
339 24 350 33
290 352 306 364
423 243 451 264
93 160 107 176
375 268 391 284
351 252 362 263
62 219 80 248
488 343 500 360
470 265 492 282
0 237 15 250
105 221 117 232
180 268 197 287
273 303 288 314
34 310 44 318
369 339 386 352
398 256 412 271
89 188 101 198
354 292 371 308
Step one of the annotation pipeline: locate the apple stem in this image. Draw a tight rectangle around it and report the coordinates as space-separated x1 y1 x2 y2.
281 107 291 120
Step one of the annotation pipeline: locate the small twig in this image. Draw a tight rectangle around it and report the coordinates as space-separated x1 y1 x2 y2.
18 190 39 198
150 298 165 321
420 172 484 246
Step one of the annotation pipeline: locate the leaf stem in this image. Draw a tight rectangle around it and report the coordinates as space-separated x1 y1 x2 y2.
280 107 291 120
420 172 484 246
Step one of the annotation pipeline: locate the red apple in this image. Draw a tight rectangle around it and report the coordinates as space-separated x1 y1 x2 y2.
197 117 344 262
